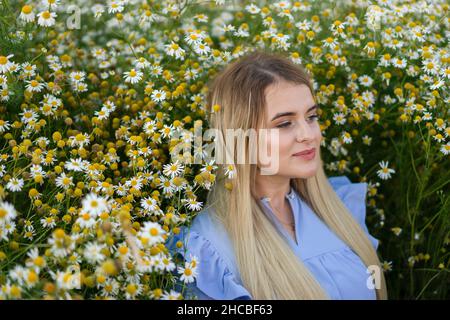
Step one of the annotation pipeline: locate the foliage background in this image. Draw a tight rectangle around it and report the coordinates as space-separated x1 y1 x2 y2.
0 0 448 299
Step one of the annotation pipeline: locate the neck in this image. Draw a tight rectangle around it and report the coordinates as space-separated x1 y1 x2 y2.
255 175 291 210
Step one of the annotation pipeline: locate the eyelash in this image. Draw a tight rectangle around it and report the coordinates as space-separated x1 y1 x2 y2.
276 115 320 128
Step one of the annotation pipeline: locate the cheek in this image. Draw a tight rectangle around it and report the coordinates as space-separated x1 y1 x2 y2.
313 126 323 141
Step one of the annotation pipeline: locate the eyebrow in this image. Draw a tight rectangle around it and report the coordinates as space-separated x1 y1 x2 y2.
270 104 318 122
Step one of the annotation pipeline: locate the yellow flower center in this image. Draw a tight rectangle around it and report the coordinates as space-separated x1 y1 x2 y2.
22 5 32 14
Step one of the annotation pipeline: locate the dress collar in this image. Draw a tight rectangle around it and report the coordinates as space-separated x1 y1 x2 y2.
259 186 296 202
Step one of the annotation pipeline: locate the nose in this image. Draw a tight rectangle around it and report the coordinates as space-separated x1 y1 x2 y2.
295 120 314 142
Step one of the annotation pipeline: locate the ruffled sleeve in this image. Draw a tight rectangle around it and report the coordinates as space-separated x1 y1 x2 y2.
328 176 379 250
166 226 252 300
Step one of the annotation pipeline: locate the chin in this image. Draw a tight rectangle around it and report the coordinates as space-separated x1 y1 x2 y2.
289 161 319 179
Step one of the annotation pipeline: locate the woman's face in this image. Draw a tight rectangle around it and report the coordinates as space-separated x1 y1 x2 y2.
257 80 322 178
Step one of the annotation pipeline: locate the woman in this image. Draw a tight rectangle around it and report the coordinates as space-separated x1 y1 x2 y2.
167 50 388 300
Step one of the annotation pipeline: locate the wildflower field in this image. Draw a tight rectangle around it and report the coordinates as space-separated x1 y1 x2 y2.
0 0 449 299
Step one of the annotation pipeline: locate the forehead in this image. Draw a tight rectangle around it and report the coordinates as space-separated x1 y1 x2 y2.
264 81 315 119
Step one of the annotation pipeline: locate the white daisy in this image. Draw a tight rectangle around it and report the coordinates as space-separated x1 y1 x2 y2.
123 68 143 84
43 0 60 10
125 176 143 191
0 201 18 225
0 54 14 73
140 196 158 212
25 79 45 93
40 216 56 228
64 158 88 172
177 261 197 283
83 242 106 264
333 112 347 125
184 198 203 211
81 193 110 217
69 132 90 148
108 0 124 14
165 42 185 60
161 289 182 300
0 119 11 133
184 30 206 45
55 173 74 190
158 176 175 195
37 11 57 27
376 161 395 180
163 160 184 178
19 5 35 22
134 57 150 69
440 142 450 155
224 164 236 179
151 89 166 102
69 71 86 83
137 221 166 248
358 75 374 87
76 211 98 229
193 42 211 56
6 178 24 192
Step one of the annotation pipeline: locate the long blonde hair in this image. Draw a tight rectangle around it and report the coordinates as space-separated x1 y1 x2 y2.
204 50 388 300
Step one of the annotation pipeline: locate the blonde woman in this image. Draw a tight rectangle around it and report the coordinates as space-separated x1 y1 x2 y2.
167 50 388 300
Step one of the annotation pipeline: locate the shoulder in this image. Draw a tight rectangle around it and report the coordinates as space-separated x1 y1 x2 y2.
327 175 379 250
166 208 252 300
327 175 368 225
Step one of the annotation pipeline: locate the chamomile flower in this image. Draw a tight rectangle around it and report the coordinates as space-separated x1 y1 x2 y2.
55 173 74 190
0 119 11 133
108 0 124 14
376 161 395 180
177 261 197 283
137 221 166 248
165 42 186 60
161 289 182 300
358 75 374 87
82 193 110 217
333 112 347 125
43 0 60 10
37 11 57 27
40 216 56 228
125 176 143 191
151 89 166 102
6 178 24 192
19 5 35 23
224 164 236 179
0 54 14 73
193 42 211 55
134 57 150 69
69 132 90 148
140 196 158 212
440 142 450 155
25 79 45 92
381 260 393 272
0 201 18 225
84 242 106 264
69 71 86 83
184 30 206 45
163 160 184 178
123 68 143 84
64 157 89 172
392 57 407 69
183 198 203 211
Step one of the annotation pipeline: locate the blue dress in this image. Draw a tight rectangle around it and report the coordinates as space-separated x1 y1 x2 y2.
166 175 380 300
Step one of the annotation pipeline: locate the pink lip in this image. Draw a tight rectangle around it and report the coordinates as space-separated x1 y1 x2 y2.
293 148 316 160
